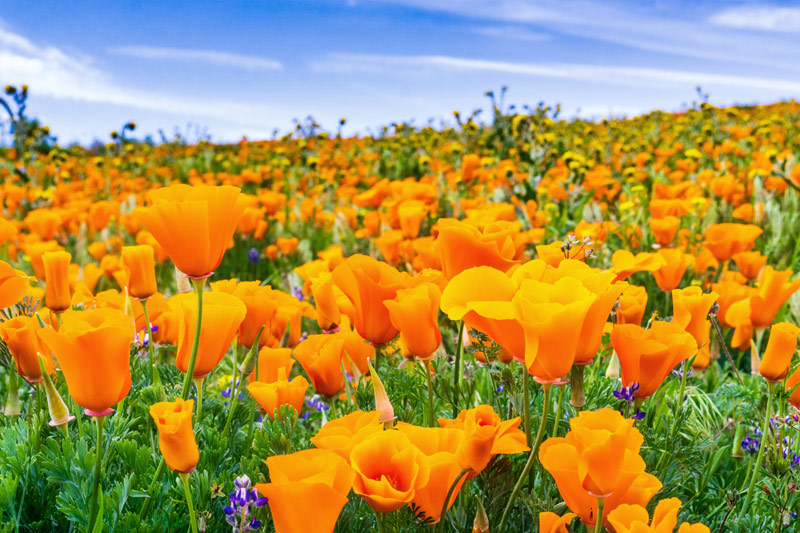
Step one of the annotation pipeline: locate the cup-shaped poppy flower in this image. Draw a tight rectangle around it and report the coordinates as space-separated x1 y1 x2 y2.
175 291 247 378
440 266 523 363
786 366 800 409
331 254 411 345
255 449 355 533
339 321 375 376
121 245 157 300
310 272 341 331
132 184 247 278
649 216 680 247
43 251 72 312
311 410 384 458
0 261 31 309
651 248 693 292
732 251 767 281
618 285 648 326
248 368 308 419
232 281 278 349
293 334 346 397
438 405 528 474
350 430 431 513
749 266 800 328
540 512 577 533
611 250 665 283
758 322 800 381
672 286 719 346
0 315 54 382
149 398 199 473
703 223 762 262
607 498 683 533
395 423 468 523
249 347 295 383
385 282 442 359
539 408 655 525
513 277 595 382
398 199 427 239
434 218 518 280
38 308 133 414
611 321 697 398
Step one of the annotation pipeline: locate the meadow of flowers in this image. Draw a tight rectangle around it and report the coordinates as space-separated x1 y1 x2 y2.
2 85 800 532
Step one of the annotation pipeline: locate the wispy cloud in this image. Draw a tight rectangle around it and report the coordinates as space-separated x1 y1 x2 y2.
471 25 549 42
371 0 800 72
107 45 283 70
0 23 286 128
312 52 800 93
708 5 800 32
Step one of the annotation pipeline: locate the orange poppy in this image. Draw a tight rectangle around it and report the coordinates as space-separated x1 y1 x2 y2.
149 398 199 473
293 334 346 398
132 184 246 278
385 282 442 359
38 308 133 415
758 322 800 381
434 218 518 280
310 410 383 459
732 251 767 281
249 346 295 383
42 250 72 313
651 248 693 292
749 266 800 328
0 315 55 382
232 281 278 349
618 285 648 326
672 287 719 369
649 216 680 247
310 272 341 331
540 512 577 533
0 260 32 309
703 223 762 262
247 368 308 419
121 245 157 300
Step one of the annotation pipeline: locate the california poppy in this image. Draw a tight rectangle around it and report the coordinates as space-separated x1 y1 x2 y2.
149 398 199 473
385 282 442 360
0 315 55 382
651 248 693 292
310 272 341 331
617 285 648 326
540 512 577 533
121 245 157 300
247 368 308 419
749 266 800 328
758 322 800 381
42 251 72 313
232 281 278 349
293 334 346 397
0 261 31 309
249 347 295 383
649 216 680 247
38 308 133 415
703 223 762 262
310 410 383 458
132 184 247 278
434 218 518 280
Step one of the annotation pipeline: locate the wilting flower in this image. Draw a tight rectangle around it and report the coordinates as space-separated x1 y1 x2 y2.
175 291 247 378
331 254 411 345
38 308 133 415
758 322 800 381
293 334 346 398
132 184 247 278
256 449 354 533
121 245 157 300
0 315 55 382
611 321 697 398
385 282 442 359
43 251 72 313
350 430 431 513
149 398 199 473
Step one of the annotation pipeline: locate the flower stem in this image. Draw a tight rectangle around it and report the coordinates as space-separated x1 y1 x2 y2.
670 359 691 440
739 380 775 520
498 383 551 531
569 364 586 410
436 469 468 533
222 344 240 438
179 472 199 533
594 497 605 533
3 370 20 417
452 321 464 411
87 415 106 531
551 384 565 439
181 278 207 400
424 359 435 427
141 300 163 397
138 457 165 518
522 369 531 447
193 377 204 423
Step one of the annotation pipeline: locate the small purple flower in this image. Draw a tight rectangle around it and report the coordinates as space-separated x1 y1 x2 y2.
613 382 639 404
291 285 305 301
222 475 268 532
741 434 760 455
248 248 260 264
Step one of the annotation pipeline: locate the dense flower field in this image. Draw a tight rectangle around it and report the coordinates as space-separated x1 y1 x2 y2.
2 87 800 531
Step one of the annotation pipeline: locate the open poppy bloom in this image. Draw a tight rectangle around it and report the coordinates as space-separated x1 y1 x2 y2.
0 260 32 309
672 286 719 369
540 512 577 533
232 281 278 349
247 368 308 419
311 410 384 459
611 321 697 398
42 251 72 313
256 449 355 533
0 315 55 382
434 218 519 279
703 223 762 262
350 430 431 513
293 333 346 397
385 282 442 360
749 266 800 329
132 184 247 278
651 248 693 292
249 347 295 383
607 498 709 533
149 398 199 473
38 308 133 415
121 245 158 300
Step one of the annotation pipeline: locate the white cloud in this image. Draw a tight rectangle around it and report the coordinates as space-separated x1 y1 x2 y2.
107 45 283 70
312 52 800 93
709 6 800 32
0 23 288 130
471 25 549 42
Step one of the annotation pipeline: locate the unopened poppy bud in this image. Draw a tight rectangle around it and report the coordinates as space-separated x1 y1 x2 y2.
473 496 489 532
121 245 157 300
238 327 265 377
367 360 395 427
38 353 75 429
43 251 72 313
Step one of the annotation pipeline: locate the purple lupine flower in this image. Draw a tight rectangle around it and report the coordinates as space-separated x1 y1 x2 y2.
613 382 639 403
222 475 268 532
248 248 260 264
291 285 305 301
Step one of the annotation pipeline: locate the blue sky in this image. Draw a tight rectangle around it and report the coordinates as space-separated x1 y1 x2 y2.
2 0 800 145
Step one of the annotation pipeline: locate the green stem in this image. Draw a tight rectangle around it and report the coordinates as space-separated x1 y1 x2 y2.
181 278 207 400
452 321 465 411
551 384 565 438
739 381 775 520
329 396 338 419
375 510 386 533
498 383 552 531
4 370 19 417
569 364 586 410
142 300 163 396
424 360 435 427
179 473 199 533
436 469 468 533
87 416 106 531
670 359 691 440
138 457 166 518
522 369 531 447
594 498 606 533
193 377 204 423
222 344 241 438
